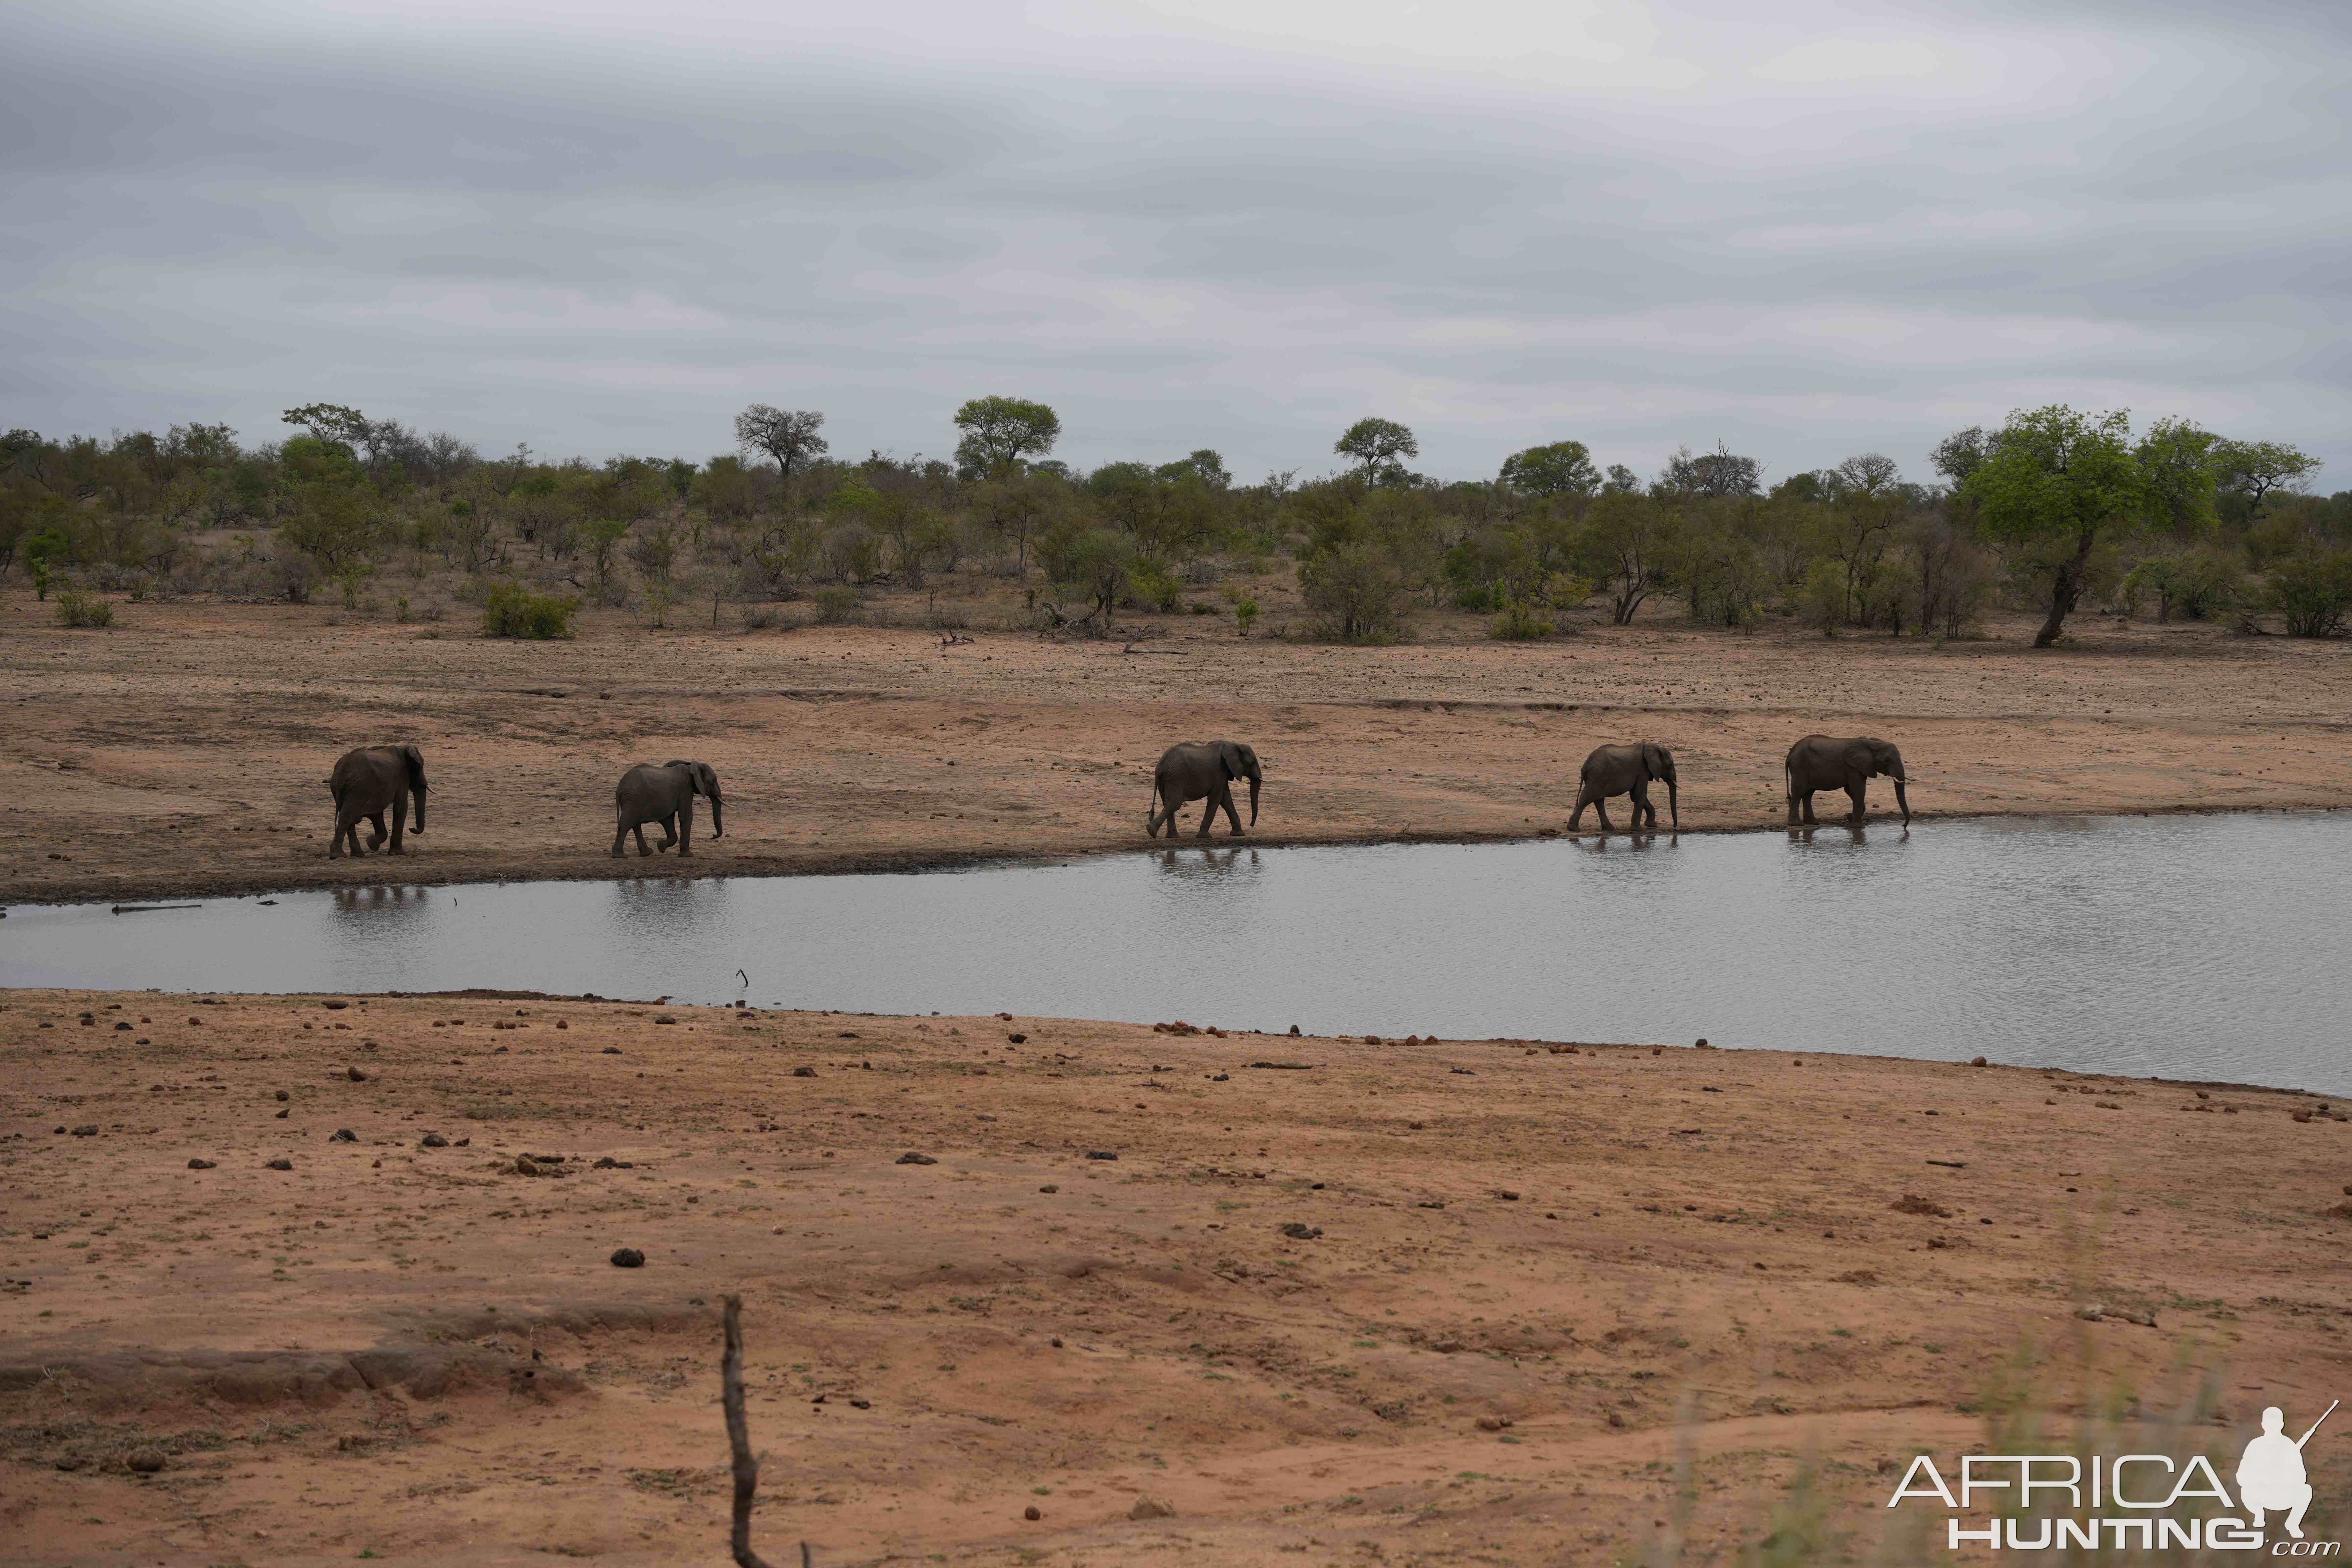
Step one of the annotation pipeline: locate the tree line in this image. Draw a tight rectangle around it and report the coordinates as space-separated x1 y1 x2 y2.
1 396 2345 643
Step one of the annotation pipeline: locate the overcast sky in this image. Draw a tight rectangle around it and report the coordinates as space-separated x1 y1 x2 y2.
5 0 2345 487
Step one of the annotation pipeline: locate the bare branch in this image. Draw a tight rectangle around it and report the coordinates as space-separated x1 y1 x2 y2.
721 1294 781 1568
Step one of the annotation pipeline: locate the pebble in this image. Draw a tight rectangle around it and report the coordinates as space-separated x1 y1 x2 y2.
275 1090 290 1101
1024 1505 1042 1521
329 1128 357 1143
1038 1184 1058 1193
1086 1151 1118 1161
610 1247 645 1268
125 1447 166 1473
420 1132 448 1148
896 1152 938 1165
265 1158 293 1171
346 1066 368 1082
792 1066 818 1078
275 1109 289 1119
1278 1223 1323 1240
70 1125 97 1138
1129 1496 1175 1521
602 1046 622 1055
654 1015 678 1025
593 1157 633 1169
1475 1415 1513 1432
187 1158 216 1170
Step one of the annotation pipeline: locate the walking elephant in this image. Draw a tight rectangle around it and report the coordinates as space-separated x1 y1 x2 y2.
613 760 724 857
1568 741 1677 832
1146 741 1261 840
328 745 428 858
1785 735 1909 827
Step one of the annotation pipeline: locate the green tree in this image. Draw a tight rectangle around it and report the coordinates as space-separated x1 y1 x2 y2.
1499 440 1599 501
281 403 370 450
1962 405 2149 647
1334 417 1418 484
2213 438 2318 525
1577 491 1681 625
953 396 1061 479
2133 417 2219 534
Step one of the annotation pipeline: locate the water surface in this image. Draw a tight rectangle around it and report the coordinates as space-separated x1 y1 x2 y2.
4 814 2345 1091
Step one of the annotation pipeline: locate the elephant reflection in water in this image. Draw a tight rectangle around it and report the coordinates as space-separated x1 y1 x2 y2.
1154 846 1261 879
333 886 428 913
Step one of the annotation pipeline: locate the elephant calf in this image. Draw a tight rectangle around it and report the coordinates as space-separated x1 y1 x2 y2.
1785 734 1909 826
1569 741 1677 832
614 760 724 857
1146 741 1261 840
328 744 427 858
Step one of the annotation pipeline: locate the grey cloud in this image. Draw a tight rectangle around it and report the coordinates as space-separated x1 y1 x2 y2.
2 3 2346 485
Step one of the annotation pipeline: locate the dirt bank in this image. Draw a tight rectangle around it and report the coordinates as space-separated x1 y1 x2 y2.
2 990 2347 1563
3 590 2349 906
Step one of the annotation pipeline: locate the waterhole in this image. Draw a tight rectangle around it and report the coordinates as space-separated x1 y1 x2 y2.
4 814 2345 1091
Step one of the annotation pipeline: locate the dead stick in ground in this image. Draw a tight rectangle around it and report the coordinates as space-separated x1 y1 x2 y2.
722 1294 805 1568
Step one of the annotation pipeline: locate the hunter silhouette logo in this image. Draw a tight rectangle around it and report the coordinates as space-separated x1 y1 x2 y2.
2240 1401 2335 1539
1888 1399 2338 1551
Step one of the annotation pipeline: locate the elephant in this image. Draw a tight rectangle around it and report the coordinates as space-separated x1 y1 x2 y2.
327 745 428 858
1785 734 1909 827
612 760 724 858
1568 741 1678 832
1145 741 1261 840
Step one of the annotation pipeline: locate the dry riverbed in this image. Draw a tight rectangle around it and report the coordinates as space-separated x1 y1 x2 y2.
3 990 2348 1564
3 590 2350 907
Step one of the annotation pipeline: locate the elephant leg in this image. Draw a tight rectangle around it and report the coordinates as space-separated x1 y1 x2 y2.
1196 785 1222 839
1799 790 1818 825
676 800 694 857
654 812 678 851
1217 781 1245 836
635 824 656 857
1146 786 1165 838
1630 781 1654 830
364 810 389 851
329 809 355 858
611 821 630 858
1846 781 1867 823
1593 798 1613 832
386 789 407 854
1568 788 1587 830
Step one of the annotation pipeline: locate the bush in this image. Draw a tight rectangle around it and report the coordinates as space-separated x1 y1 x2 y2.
480 580 580 639
1454 584 1497 612
1233 597 1260 637
1488 600 1556 640
1127 561 1183 612
1298 542 1409 643
2267 549 2352 638
813 586 862 626
53 588 115 628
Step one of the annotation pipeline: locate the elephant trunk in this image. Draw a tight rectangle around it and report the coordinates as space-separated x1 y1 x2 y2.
1247 769 1260 826
411 787 427 835
708 796 724 839
1892 775 1909 826
1665 777 1679 830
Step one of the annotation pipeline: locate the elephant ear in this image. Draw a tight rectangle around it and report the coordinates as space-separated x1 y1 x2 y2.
697 763 720 797
1643 742 1671 779
1217 742 1244 780
1841 741 1879 777
401 745 428 791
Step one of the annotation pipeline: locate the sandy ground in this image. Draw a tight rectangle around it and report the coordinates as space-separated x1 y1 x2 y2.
3 589 2350 907
3 990 2349 1565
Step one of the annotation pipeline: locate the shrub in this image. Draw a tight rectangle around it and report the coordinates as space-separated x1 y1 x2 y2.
813 586 862 626
1127 561 1183 612
1298 542 1409 644
2267 549 2352 638
480 580 580 639
53 589 115 628
1233 597 1260 637
1488 600 1556 640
